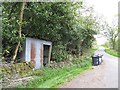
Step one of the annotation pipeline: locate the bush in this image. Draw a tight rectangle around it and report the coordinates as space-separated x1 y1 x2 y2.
71 56 92 68
52 45 69 62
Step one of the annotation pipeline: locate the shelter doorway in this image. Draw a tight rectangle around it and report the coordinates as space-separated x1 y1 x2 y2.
43 45 50 66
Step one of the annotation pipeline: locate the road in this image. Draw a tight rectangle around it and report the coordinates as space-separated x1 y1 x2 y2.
60 47 118 88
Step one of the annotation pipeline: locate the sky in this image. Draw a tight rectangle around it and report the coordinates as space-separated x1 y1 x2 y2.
85 0 119 45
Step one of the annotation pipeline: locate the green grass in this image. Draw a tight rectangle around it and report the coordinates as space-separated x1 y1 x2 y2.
105 48 120 58
17 61 92 88
38 66 91 88
16 48 96 88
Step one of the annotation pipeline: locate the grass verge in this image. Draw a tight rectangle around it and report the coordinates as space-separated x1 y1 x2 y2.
15 48 96 88
105 48 120 58
16 60 92 88
39 66 91 88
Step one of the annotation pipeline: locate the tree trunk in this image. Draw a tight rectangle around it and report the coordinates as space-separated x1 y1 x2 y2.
112 40 115 50
12 2 26 61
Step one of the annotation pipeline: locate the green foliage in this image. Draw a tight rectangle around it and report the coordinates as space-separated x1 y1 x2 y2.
88 48 98 56
104 37 119 57
114 38 120 51
2 2 97 62
105 48 120 58
2 2 26 58
103 22 119 50
72 56 92 68
52 45 69 62
16 58 92 88
4 46 95 88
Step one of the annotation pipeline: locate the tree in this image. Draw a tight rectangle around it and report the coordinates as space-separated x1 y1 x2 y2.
104 25 119 50
12 2 26 61
2 2 97 62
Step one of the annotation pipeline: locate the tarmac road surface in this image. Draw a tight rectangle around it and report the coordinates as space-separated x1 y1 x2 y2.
60 47 118 88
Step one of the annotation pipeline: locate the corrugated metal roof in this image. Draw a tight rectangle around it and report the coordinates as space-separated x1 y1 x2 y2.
26 37 52 45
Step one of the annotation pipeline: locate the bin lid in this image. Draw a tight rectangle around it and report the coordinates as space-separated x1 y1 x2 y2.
92 55 99 57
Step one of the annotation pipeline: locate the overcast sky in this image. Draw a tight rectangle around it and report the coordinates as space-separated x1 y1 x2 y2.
84 0 119 45
85 0 119 25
